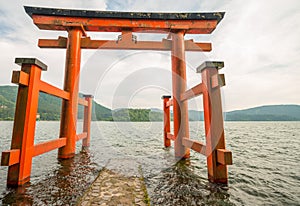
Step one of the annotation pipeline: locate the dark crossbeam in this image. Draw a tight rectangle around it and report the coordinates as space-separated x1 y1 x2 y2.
24 6 225 34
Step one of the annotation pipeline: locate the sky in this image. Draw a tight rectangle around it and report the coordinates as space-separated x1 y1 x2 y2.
0 0 299 111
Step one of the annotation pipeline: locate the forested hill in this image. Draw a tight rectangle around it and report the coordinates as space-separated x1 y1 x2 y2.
175 105 300 121
225 105 300 121
0 86 299 121
0 86 162 121
0 86 112 121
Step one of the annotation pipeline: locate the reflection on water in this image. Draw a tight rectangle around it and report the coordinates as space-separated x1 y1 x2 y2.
2 150 98 205
149 159 233 206
0 121 299 205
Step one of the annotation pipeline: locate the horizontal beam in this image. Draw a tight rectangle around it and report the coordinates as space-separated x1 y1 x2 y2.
180 83 205 101
39 37 68 48
211 73 225 88
167 133 176 141
182 138 206 156
76 132 88 141
39 81 70 100
166 99 173 107
32 15 219 34
11 70 70 100
1 149 20 166
38 37 212 52
33 138 67 157
1 138 69 166
185 40 212 52
217 149 232 165
78 98 88 106
11 70 29 86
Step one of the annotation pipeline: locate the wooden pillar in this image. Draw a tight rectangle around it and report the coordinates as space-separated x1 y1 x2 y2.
58 28 83 159
162 95 171 147
7 58 47 186
82 95 93 148
198 61 228 184
171 31 190 159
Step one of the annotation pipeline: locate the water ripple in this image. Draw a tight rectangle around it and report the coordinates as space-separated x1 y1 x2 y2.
0 121 299 205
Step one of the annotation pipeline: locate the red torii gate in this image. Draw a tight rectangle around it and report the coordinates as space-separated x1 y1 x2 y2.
1 6 232 186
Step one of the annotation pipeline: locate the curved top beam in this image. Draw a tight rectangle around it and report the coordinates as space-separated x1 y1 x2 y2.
24 6 225 34
25 6 224 21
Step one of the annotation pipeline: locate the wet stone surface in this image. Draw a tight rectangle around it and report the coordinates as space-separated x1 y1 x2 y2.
77 168 149 206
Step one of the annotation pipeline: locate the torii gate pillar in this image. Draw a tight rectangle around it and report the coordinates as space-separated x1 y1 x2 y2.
171 31 190 159
58 28 83 159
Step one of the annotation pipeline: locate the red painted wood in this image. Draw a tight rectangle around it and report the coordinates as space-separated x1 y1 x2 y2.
38 37 212 52
78 98 88 107
7 62 43 186
217 149 232 165
171 31 190 159
180 83 205 101
32 15 219 34
1 149 20 166
163 97 171 147
33 138 67 157
58 28 83 159
83 95 93 147
182 138 206 156
201 64 228 184
167 133 176 141
39 80 70 100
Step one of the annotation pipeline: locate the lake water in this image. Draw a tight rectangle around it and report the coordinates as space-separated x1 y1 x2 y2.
0 121 299 205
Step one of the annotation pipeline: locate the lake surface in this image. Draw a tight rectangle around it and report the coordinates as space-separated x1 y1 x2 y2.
0 121 299 205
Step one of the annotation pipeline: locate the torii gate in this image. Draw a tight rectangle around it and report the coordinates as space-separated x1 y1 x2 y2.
1 6 232 186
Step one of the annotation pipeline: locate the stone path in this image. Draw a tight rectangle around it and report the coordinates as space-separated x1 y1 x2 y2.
77 168 149 206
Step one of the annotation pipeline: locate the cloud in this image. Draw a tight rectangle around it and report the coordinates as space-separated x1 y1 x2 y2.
208 0 300 109
107 0 200 11
22 0 107 10
0 0 107 88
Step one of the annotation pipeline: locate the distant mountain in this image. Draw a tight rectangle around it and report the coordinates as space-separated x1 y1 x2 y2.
0 86 299 121
150 108 163 113
225 105 300 121
187 105 300 121
112 108 163 122
161 105 300 121
92 100 113 121
188 110 204 121
0 86 17 120
0 86 162 121
0 85 112 121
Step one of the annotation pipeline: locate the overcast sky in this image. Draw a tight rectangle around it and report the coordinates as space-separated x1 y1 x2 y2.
0 0 299 111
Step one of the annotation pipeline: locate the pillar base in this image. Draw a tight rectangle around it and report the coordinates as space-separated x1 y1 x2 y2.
175 151 190 160
208 175 228 185
7 176 30 187
58 153 75 159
